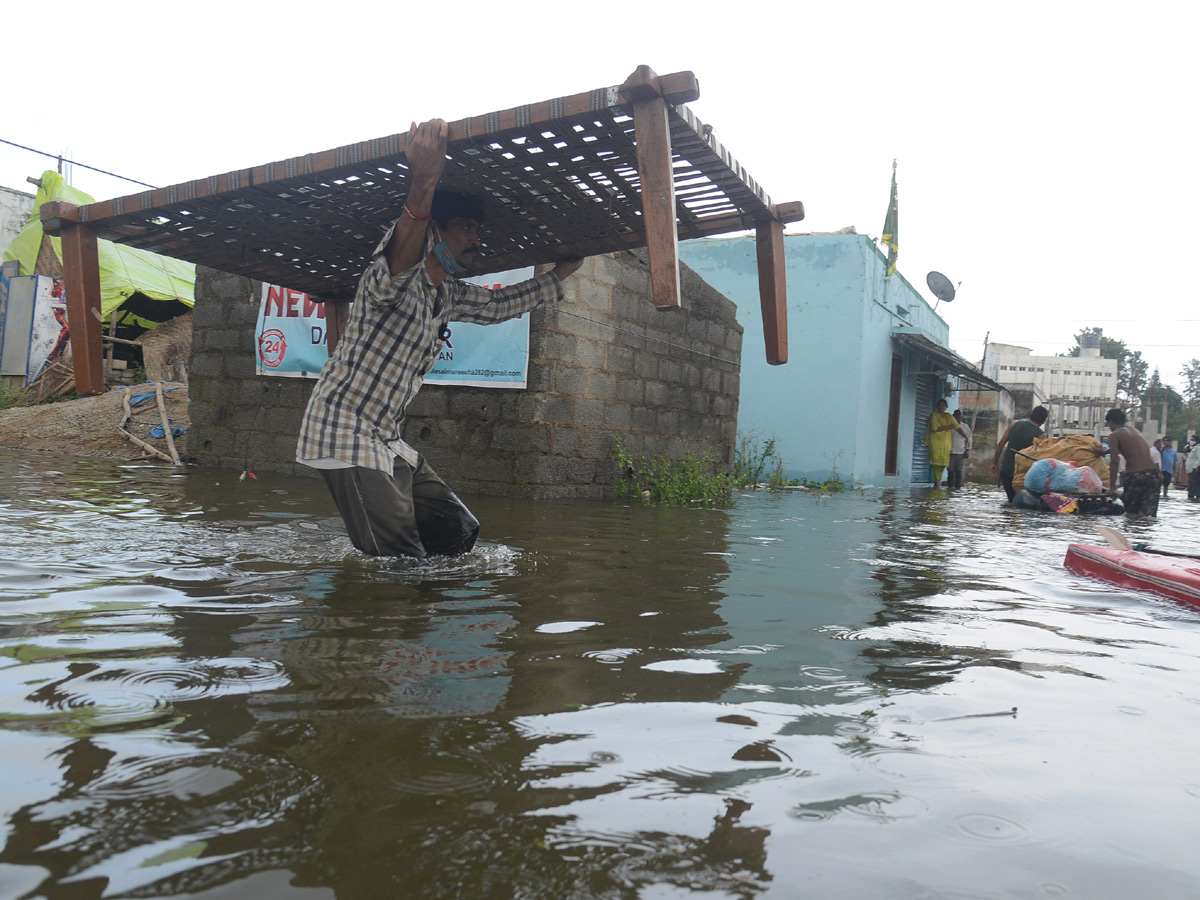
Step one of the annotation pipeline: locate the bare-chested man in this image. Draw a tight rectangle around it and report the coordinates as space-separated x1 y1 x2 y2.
1105 408 1160 517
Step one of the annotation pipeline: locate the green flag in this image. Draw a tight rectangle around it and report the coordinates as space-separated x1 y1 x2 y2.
881 162 898 276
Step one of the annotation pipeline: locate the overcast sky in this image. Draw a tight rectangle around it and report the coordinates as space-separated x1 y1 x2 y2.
4 1 1195 388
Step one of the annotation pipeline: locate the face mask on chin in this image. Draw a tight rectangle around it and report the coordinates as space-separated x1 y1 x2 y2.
432 239 467 275
430 221 467 275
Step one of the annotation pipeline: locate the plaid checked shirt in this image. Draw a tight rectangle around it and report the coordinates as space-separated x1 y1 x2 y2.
296 226 564 474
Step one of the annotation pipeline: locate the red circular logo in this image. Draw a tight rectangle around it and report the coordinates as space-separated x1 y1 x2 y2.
258 329 288 368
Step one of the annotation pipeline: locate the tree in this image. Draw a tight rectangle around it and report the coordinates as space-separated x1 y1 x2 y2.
1143 368 1188 437
1180 358 1200 437
1125 350 1149 413
1063 328 1146 408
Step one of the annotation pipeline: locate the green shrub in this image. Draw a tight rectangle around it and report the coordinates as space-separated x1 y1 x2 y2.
611 434 736 506
0 385 28 411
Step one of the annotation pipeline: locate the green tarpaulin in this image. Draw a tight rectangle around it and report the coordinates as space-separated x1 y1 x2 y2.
3 171 194 325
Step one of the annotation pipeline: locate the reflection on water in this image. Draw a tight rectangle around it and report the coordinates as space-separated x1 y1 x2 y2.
3 451 1200 898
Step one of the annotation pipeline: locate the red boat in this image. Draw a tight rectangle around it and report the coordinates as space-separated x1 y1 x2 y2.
1065 544 1200 608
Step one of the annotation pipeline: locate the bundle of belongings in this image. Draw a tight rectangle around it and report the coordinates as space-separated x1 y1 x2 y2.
1010 435 1121 514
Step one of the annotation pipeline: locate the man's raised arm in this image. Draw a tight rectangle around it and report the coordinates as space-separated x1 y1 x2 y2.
386 119 449 277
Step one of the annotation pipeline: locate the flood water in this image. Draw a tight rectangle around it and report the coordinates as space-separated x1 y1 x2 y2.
2 448 1200 899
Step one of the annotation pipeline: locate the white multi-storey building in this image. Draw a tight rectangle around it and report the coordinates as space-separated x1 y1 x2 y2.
982 337 1117 435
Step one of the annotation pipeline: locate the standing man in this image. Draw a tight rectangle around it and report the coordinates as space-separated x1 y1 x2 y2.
991 406 1048 502
948 409 972 489
297 119 586 560
1104 409 1160 518
1187 439 1200 501
1159 437 1178 498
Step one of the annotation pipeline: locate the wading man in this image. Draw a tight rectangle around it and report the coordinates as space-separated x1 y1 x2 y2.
1104 409 1160 518
297 119 585 560
991 406 1048 502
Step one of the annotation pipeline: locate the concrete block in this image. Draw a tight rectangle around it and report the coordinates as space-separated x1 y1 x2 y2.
644 380 669 407
589 255 620 286
575 337 606 369
576 278 613 314
552 426 581 456
617 260 650 295
515 454 568 484
631 405 657 433
580 428 615 460
463 455 516 483
658 359 683 385
190 354 222 378
604 401 632 430
586 371 616 400
610 289 642 321
566 458 600 484
264 406 303 433
408 390 450 418
532 331 577 364
634 353 658 379
641 434 669 457
206 328 244 353
272 434 300 462
526 364 553 392
532 393 574 425
554 365 587 396
449 394 495 422
607 345 635 376
616 380 644 403
573 397 605 428
494 423 551 453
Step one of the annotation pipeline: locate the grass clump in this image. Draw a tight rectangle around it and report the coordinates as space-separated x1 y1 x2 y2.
0 385 29 411
733 434 857 494
611 434 736 507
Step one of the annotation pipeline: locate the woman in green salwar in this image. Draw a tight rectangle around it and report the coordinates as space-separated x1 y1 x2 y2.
925 398 960 487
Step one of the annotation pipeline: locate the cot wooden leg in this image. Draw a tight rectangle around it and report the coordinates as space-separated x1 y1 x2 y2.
756 217 788 365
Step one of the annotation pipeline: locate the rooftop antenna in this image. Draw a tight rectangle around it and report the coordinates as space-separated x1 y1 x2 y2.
926 271 958 312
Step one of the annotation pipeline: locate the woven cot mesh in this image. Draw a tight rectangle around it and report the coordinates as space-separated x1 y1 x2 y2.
79 99 776 299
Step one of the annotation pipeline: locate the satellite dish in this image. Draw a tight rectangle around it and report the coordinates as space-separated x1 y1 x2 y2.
926 271 956 303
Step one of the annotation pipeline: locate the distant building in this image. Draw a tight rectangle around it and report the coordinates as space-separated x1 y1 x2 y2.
678 232 1002 486
0 184 36 255
981 338 1117 436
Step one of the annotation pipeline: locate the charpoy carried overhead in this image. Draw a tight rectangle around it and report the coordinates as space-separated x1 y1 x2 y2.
42 66 804 394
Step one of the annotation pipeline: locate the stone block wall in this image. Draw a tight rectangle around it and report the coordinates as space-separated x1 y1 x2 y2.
187 250 742 499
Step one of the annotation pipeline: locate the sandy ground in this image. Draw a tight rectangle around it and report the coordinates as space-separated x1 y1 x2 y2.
0 384 190 461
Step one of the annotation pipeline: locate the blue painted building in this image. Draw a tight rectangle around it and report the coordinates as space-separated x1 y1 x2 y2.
678 233 999 486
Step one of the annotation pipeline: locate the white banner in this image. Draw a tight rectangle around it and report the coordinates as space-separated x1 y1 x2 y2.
255 266 535 388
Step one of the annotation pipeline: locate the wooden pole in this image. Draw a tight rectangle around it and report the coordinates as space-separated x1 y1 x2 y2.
622 66 681 310
49 204 106 396
154 381 182 465
755 217 788 365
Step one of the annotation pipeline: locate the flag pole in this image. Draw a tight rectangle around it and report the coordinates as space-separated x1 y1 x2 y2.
881 159 898 277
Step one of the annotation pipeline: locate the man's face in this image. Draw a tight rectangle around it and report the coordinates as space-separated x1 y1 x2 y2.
442 218 482 268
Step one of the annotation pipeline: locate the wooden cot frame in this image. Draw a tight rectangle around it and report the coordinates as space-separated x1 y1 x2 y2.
41 67 803 396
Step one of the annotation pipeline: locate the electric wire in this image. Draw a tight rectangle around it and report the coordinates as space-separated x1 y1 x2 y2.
0 137 156 188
